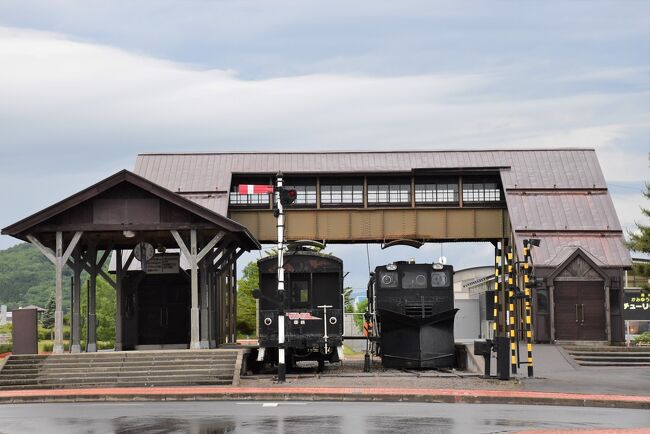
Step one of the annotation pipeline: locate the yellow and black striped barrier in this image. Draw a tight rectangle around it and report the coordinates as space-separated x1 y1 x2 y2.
493 243 502 335
523 240 534 377
507 245 517 375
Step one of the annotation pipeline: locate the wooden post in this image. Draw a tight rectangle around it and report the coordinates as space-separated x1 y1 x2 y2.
604 283 612 343
115 249 123 351
172 230 223 350
71 248 82 353
54 232 64 353
231 257 238 343
86 243 97 352
27 232 81 354
199 254 210 349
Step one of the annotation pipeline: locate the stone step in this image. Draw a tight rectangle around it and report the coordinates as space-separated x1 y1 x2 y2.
5 360 235 370
563 346 650 353
0 367 234 381
572 356 650 363
568 351 650 358
7 353 237 362
0 379 233 390
575 361 650 367
0 363 233 376
0 371 233 385
0 350 242 390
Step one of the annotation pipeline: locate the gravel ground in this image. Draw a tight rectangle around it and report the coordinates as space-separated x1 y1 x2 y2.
240 356 523 391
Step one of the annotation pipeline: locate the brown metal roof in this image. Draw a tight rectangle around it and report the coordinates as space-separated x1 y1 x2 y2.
513 233 631 268
134 149 630 268
505 192 621 232
134 149 606 193
2 170 260 250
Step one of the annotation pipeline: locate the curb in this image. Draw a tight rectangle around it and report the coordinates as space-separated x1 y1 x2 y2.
0 387 648 409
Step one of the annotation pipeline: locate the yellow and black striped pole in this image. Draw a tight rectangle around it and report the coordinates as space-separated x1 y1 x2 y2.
523 240 534 377
493 242 502 336
507 245 517 374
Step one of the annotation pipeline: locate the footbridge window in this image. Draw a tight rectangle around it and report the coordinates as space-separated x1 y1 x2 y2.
283 178 317 206
462 179 502 203
321 182 363 206
415 181 459 204
229 177 272 207
367 179 411 205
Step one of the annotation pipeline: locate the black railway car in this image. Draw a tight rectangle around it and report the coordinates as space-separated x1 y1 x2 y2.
367 261 458 369
257 249 344 370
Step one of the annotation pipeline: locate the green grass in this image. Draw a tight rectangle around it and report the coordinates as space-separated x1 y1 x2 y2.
343 345 364 357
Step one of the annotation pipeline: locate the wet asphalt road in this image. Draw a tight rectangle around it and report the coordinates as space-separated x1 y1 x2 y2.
0 401 647 433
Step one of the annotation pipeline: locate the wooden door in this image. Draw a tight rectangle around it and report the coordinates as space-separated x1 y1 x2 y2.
554 282 579 340
578 281 606 340
137 274 190 345
554 281 606 341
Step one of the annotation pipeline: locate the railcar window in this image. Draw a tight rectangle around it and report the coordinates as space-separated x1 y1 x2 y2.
430 271 448 287
379 271 399 288
402 271 428 289
290 278 310 306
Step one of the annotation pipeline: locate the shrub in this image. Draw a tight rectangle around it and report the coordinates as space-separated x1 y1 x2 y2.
98 341 115 350
0 343 12 353
633 332 650 345
38 326 53 341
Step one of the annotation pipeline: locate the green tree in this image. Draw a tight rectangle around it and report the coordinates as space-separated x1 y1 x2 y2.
42 293 55 329
353 298 368 330
0 243 72 310
343 287 354 313
627 182 650 290
237 261 259 336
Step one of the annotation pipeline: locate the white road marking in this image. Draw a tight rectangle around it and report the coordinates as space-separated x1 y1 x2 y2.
235 402 308 406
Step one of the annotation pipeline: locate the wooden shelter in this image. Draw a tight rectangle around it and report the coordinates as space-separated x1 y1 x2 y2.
2 170 260 353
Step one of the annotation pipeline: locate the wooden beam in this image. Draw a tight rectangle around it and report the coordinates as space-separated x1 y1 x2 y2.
97 248 112 269
66 256 117 289
26 234 56 264
213 247 235 271
62 231 83 264
123 249 136 272
197 231 225 263
171 230 192 260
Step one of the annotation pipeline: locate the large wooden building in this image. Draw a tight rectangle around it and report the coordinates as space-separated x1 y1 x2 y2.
2 148 631 352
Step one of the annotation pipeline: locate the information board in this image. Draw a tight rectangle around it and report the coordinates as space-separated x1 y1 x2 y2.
623 289 650 320
145 254 180 274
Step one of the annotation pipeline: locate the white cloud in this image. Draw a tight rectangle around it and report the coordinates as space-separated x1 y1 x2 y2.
0 25 648 249
611 191 649 235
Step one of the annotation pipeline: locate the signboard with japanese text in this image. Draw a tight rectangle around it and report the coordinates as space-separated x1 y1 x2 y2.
145 254 180 274
623 289 650 320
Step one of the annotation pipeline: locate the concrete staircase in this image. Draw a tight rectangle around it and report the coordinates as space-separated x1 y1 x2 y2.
0 349 241 390
563 345 650 367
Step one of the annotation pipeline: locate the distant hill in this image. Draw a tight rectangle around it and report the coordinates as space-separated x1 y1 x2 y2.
0 243 72 310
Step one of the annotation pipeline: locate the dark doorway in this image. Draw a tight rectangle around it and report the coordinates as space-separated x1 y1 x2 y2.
554 281 606 341
137 274 190 346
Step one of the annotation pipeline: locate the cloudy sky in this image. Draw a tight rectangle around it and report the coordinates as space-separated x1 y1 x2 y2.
0 1 648 292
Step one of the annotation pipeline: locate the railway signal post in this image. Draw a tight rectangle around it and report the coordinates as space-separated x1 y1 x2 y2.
275 172 287 383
